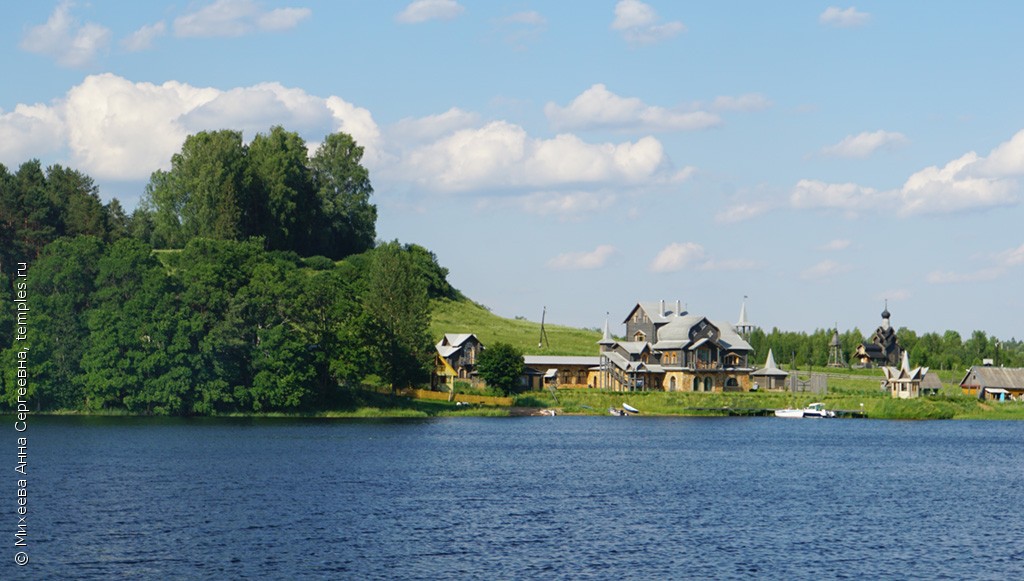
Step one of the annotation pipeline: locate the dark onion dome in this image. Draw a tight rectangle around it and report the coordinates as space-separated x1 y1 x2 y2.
881 306 890 319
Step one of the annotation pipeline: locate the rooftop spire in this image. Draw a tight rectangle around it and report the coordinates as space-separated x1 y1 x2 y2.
598 313 614 345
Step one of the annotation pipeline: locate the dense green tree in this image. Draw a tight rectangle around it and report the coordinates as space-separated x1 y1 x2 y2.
310 132 377 258
477 342 525 395
1 236 104 409
362 242 431 389
248 126 317 252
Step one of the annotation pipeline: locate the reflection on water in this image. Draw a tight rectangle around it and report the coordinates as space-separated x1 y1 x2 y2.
12 416 1024 579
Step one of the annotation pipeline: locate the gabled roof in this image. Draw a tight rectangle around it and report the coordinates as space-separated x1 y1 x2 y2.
623 301 685 324
618 341 651 355
882 351 928 382
436 333 481 358
960 366 1024 389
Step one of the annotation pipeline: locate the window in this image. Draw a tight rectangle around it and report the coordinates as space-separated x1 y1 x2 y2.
634 331 646 342
670 376 677 391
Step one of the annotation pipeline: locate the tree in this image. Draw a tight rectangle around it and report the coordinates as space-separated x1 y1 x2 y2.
310 132 377 258
247 126 317 252
477 342 525 396
362 242 431 389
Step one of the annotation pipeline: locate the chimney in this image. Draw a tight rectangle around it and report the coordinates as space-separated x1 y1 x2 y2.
660 299 665 315
676 299 681 314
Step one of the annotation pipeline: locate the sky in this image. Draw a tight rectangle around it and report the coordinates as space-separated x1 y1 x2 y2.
3 1 1024 341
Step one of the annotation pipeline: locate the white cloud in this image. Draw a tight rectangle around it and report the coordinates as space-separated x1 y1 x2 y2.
714 202 772 224
174 0 311 37
822 239 851 251
397 0 464 24
399 121 672 192
819 6 870 28
515 191 617 220
122 21 167 52
801 259 851 280
19 1 111 68
790 179 886 213
545 84 719 132
899 152 1017 216
650 242 706 273
612 0 685 44
926 268 1004 284
547 245 618 270
0 103 67 165
877 289 912 302
2 74 381 182
389 108 480 144
1000 243 1024 266
822 130 908 158
711 94 772 112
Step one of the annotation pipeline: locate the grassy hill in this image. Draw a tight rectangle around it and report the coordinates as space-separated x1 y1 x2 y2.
429 298 602 356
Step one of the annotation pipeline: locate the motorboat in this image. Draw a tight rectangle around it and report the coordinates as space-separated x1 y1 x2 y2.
608 407 626 416
774 402 835 418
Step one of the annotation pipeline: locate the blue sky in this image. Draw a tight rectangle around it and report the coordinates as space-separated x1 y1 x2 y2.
3 1 1024 341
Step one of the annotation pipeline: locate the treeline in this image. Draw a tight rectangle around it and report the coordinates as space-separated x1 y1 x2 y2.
0 236 454 414
0 126 460 414
747 327 1024 372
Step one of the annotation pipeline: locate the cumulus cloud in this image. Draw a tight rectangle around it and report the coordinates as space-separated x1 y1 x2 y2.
714 202 773 224
513 191 617 220
547 245 618 270
0 73 381 182
794 129 1024 216
612 0 685 44
822 130 908 158
822 239 851 251
0 103 67 164
397 0 464 23
389 108 480 144
790 179 886 214
122 21 167 52
545 84 719 133
899 152 1017 216
801 259 852 280
19 1 111 68
398 121 672 192
819 6 870 28
174 0 311 37
650 242 706 273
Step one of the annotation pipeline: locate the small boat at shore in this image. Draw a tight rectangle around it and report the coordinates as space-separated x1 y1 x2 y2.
608 407 626 416
774 402 835 418
622 403 640 414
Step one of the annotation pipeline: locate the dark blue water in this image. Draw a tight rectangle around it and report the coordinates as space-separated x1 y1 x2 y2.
5 416 1024 579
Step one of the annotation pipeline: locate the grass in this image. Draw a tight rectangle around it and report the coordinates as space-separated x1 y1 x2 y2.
430 297 601 356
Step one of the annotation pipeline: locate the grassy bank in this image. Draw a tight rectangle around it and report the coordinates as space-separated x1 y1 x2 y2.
429 298 601 356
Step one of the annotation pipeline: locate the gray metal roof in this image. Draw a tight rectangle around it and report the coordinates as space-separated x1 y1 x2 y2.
524 355 601 366
960 366 1024 389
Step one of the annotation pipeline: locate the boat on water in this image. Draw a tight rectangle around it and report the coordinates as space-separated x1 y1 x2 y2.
774 402 835 418
622 403 640 414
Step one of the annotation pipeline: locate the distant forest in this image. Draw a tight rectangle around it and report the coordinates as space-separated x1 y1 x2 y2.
1 126 1021 414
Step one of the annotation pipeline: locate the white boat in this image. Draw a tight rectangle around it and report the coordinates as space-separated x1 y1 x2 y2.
608 407 626 416
622 403 640 414
774 402 835 418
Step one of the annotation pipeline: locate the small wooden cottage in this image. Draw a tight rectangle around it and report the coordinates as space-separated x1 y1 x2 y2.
750 349 790 391
960 365 1024 401
433 333 484 389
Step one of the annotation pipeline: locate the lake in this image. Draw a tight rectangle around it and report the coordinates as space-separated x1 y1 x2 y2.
6 415 1024 579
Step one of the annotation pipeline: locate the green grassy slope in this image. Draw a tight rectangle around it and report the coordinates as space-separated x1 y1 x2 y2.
429 298 602 356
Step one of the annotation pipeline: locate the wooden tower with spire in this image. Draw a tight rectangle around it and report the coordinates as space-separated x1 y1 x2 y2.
735 296 755 338
827 324 847 368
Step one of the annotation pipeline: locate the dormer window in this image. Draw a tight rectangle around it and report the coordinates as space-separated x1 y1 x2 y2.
633 331 646 342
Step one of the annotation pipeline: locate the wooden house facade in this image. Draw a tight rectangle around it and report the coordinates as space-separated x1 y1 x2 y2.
522 355 601 390
433 333 484 389
597 301 754 392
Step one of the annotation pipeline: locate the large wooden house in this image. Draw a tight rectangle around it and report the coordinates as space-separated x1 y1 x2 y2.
596 301 754 392
854 304 902 367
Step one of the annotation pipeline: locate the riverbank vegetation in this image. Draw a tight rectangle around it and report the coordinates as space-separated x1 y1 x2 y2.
2 125 1022 418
